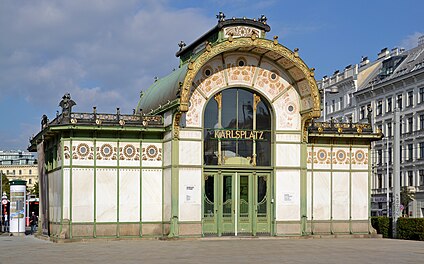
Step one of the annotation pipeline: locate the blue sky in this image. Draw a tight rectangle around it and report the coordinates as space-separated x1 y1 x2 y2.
0 0 423 150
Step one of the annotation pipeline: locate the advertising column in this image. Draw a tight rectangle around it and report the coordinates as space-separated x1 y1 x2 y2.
9 179 27 233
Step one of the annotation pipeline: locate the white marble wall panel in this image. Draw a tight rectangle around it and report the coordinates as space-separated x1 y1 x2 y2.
332 172 350 220
71 141 94 166
273 88 301 131
163 168 172 221
275 133 301 143
351 172 368 220
179 130 202 140
63 140 71 166
96 169 117 222
313 172 331 220
142 169 162 221
72 168 94 222
164 111 173 127
48 170 62 223
276 143 300 167
119 142 141 167
63 168 70 220
163 141 172 167
119 169 140 222
312 147 331 170
95 141 118 167
307 171 312 219
332 147 351 171
179 141 202 166
141 143 162 167
275 170 300 221
179 168 201 221
164 131 172 142
351 148 369 170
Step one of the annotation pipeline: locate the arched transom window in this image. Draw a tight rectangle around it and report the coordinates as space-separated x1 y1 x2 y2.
204 88 271 166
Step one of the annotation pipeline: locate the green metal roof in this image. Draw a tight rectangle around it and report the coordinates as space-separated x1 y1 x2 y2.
136 63 188 115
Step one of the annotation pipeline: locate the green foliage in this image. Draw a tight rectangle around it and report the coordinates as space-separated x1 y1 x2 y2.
371 216 392 238
400 187 415 214
397 218 424 241
1 173 10 197
30 181 39 196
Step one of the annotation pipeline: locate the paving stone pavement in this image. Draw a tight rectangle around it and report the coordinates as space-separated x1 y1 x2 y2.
0 235 423 264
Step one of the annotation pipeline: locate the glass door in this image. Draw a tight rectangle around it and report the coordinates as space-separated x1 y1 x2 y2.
220 174 235 235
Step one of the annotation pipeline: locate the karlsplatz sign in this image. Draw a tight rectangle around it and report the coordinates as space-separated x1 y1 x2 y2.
212 129 265 140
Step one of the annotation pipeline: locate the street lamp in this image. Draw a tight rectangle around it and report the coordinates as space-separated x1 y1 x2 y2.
321 86 339 122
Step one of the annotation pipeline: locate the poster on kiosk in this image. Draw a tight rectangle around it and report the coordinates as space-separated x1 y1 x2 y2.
9 180 26 233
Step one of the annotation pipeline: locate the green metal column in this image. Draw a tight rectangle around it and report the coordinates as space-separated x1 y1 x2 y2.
300 142 307 235
169 113 180 237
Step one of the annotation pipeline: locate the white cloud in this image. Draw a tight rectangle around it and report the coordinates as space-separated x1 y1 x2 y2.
399 32 424 50
0 0 214 116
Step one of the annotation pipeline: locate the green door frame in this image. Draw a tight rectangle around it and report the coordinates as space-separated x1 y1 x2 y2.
202 170 272 236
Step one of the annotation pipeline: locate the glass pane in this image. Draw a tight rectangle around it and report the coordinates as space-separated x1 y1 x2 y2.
238 90 253 129
222 89 237 129
256 101 271 130
239 176 249 218
222 175 232 218
204 175 215 217
256 131 271 166
204 98 219 165
257 176 267 216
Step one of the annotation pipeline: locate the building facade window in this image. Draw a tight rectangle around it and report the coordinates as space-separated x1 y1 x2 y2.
407 91 413 107
339 96 343 110
378 174 383 189
204 88 272 166
408 144 413 161
420 87 424 104
377 100 382 115
19 170 22 175
408 117 413 133
331 99 335 112
387 97 392 112
378 149 383 164
389 147 392 164
29 169 32 175
397 94 402 109
29 179 32 184
408 171 413 186
420 114 424 130
387 122 392 137
420 143 424 159
360 106 365 120
420 170 424 186
389 173 392 188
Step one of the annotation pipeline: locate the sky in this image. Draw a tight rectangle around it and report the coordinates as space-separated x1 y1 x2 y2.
0 0 423 151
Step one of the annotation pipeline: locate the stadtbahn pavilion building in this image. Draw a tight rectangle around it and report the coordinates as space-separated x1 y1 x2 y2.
29 15 382 241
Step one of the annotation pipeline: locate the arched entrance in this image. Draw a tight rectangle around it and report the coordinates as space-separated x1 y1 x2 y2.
202 88 273 236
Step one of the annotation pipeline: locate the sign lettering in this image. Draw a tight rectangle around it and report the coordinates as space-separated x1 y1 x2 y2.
212 129 265 140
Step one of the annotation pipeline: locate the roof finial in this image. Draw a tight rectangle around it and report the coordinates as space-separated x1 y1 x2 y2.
258 14 267 23
216 12 226 22
178 40 186 51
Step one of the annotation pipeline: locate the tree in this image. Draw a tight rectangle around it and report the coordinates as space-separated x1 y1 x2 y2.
401 186 415 216
30 181 39 197
1 173 10 197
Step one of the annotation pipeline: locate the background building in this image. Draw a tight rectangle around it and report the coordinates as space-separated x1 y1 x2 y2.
318 35 424 217
0 150 38 190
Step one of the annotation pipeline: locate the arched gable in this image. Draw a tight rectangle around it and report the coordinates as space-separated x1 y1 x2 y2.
179 36 319 127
